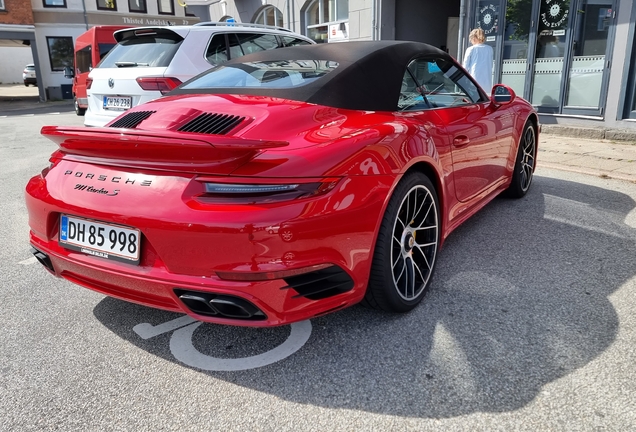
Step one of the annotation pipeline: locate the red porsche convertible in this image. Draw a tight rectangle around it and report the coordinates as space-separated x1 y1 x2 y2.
26 41 537 327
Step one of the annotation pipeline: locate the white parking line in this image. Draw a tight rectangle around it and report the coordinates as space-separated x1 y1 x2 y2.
19 257 37 266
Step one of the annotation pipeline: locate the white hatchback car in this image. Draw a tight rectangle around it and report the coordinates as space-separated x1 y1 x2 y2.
85 23 313 127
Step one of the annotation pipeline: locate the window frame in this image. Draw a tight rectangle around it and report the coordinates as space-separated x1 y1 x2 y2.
96 0 117 11
128 0 147 13
46 36 74 72
43 0 67 8
254 5 284 28
0 0 6 11
157 0 174 15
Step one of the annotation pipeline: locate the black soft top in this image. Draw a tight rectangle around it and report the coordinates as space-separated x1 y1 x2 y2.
172 40 452 112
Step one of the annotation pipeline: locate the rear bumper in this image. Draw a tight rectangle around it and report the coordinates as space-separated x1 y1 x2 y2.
26 169 392 327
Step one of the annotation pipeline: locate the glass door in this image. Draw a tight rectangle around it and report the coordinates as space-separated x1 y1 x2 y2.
563 0 615 115
474 0 503 88
530 0 572 111
501 0 532 97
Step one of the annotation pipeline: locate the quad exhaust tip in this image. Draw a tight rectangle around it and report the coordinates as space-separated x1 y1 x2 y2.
31 247 55 273
175 289 266 321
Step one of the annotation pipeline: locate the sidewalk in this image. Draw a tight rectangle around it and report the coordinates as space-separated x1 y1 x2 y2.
538 134 636 183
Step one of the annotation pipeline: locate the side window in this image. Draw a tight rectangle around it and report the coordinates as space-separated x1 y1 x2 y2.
281 36 311 47
398 68 430 111
76 46 92 74
407 58 482 108
227 34 244 59
236 33 279 55
205 34 229 65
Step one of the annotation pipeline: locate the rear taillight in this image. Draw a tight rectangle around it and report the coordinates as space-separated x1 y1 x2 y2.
194 178 341 204
136 77 182 95
86 77 93 90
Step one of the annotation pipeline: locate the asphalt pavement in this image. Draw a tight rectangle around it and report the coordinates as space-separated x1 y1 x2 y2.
2 83 636 183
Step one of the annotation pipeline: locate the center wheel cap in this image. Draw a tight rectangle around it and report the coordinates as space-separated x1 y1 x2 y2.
404 232 415 252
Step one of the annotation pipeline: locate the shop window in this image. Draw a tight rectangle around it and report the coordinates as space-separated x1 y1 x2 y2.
254 5 284 28
128 0 146 13
184 6 196 17
43 0 66 7
46 36 73 71
305 0 349 43
158 0 174 15
97 0 117 10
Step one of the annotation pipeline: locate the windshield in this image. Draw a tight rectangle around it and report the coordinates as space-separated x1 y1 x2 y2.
98 35 182 68
181 60 339 89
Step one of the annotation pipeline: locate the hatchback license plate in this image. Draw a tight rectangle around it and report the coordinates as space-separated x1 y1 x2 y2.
59 215 140 264
103 96 132 110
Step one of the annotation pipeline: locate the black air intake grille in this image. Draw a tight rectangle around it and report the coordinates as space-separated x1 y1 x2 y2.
177 113 245 135
281 265 354 300
109 110 155 129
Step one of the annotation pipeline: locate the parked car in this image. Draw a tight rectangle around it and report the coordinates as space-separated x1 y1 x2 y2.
84 22 314 127
64 25 133 116
23 64 37 86
26 41 538 327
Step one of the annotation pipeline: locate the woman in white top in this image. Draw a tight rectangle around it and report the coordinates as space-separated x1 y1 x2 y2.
462 28 494 93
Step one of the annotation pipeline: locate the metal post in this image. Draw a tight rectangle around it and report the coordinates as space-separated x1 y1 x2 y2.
458 0 466 62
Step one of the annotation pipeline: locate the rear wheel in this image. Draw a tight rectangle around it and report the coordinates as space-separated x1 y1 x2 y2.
506 121 536 198
74 97 86 116
364 172 440 312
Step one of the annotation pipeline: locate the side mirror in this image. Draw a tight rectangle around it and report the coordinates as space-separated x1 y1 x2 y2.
63 66 74 79
490 84 516 106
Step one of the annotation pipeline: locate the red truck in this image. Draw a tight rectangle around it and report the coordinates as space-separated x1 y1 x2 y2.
66 26 131 116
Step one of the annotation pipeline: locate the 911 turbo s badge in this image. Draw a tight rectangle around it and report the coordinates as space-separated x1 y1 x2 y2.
74 184 119 196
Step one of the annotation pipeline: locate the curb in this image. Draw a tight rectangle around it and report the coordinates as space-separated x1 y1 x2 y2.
541 124 636 143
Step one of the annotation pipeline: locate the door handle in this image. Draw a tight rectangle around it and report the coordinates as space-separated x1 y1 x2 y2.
453 135 470 147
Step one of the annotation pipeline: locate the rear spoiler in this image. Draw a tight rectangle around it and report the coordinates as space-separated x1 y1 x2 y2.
41 125 288 173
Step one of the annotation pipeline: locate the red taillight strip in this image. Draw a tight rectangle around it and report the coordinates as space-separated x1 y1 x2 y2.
216 263 333 281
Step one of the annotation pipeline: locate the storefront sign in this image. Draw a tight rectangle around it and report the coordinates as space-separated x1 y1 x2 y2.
540 0 569 30
478 4 499 35
328 22 349 43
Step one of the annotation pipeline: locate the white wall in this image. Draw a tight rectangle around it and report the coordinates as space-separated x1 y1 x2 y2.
0 46 35 84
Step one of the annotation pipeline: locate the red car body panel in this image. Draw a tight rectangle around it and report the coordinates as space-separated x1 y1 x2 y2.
26 41 538 327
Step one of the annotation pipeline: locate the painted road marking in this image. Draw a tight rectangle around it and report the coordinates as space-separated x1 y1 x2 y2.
19 257 37 265
133 315 197 339
170 320 312 371
133 315 312 371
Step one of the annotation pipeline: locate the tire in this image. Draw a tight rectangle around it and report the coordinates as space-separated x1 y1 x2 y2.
74 97 86 116
506 121 536 198
24 83 28 87
364 172 440 312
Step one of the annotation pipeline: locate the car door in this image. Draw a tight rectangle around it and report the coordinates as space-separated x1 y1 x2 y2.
407 57 511 202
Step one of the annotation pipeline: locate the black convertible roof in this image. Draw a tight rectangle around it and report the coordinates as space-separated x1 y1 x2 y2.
172 40 452 112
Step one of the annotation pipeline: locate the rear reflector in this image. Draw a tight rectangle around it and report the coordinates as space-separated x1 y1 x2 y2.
136 76 182 94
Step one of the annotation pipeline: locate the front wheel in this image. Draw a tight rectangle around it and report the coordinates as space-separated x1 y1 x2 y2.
74 97 86 116
364 172 440 312
506 121 536 198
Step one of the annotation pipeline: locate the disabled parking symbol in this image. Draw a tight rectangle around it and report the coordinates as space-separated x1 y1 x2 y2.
133 316 312 371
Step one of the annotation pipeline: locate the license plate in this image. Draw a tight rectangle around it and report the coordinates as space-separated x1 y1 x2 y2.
59 215 140 264
103 96 132 110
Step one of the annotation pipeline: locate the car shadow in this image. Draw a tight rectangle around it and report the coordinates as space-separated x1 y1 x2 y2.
92 174 636 418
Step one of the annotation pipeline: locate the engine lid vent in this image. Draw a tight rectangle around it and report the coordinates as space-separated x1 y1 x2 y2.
178 112 245 135
109 110 156 129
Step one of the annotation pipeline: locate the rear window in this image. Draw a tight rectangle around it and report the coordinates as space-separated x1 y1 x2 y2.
181 60 338 89
25 65 35 71
98 31 183 68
